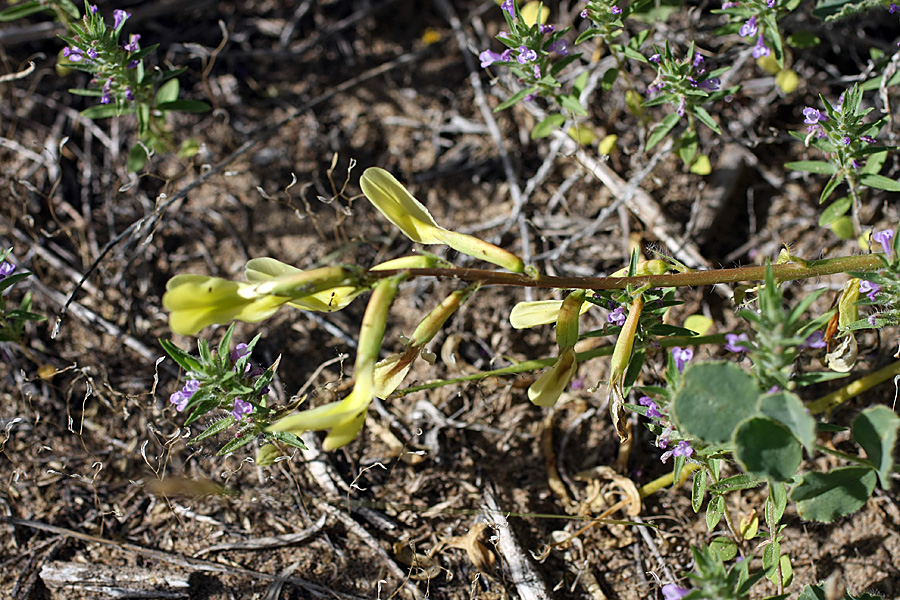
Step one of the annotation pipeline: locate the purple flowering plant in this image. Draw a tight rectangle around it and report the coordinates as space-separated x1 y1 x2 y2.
0 248 46 345
0 0 211 171
786 84 899 235
160 323 306 456
713 0 797 67
481 1 583 118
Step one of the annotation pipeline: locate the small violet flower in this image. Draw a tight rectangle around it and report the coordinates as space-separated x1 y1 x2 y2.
169 379 200 412
803 107 826 124
548 39 568 55
891 3 899 13
671 347 693 372
501 0 515 18
232 397 252 421
868 314 879 327
725 333 749 353
752 35 770 58
124 34 141 52
803 331 826 349
841 136 852 146
639 396 662 419
739 15 758 37
861 135 876 143
62 46 84 62
533 64 541 78
677 96 686 117
699 77 720 91
113 9 131 30
100 78 113 104
767 0 776 6
859 280 880 301
873 229 894 258
230 343 251 363
86 47 99 59
608 306 627 327
662 584 691 600
611 5 622 14
517 46 537 64
649 53 661 63
125 86 134 101
661 440 693 463
539 24 554 34
479 49 507 68
0 261 15 280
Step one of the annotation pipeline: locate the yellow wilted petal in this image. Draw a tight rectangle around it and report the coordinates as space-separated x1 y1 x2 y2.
360 167 443 244
690 154 712 176
163 275 288 336
246 261 362 312
521 1 549 25
776 68 799 94
373 353 414 399
370 255 438 271
528 347 578 407
598 134 618 155
684 314 713 336
510 299 592 329
757 54 780 75
322 407 368 450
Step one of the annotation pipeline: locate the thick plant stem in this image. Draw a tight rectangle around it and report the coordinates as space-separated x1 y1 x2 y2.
367 253 882 291
807 358 900 415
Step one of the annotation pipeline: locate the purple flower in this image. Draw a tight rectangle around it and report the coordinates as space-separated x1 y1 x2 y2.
803 107 826 124
891 3 899 13
646 84 660 95
0 261 15 281
523 93 537 101
124 34 141 52
113 9 131 30
841 136 851 146
873 229 894 258
480 50 504 68
548 39 568 55
836 92 845 111
752 35 770 58
86 47 99 59
803 331 826 349
851 158 864 170
868 314 878 327
128 60 140 69
657 424 673 449
639 396 662 419
860 280 880 301
533 64 541 78
676 96 686 117
661 441 693 463
807 124 825 138
662 584 691 600
169 379 200 412
861 135 876 143
232 397 252 421
517 46 537 63
125 86 134 101
501 0 515 18
230 343 251 363
671 347 693 372
649 53 661 63
539 24 555 34
580 8 589 18
699 77 720 91
739 15 758 37
88 4 98 13
611 5 622 14
725 333 749 353
722 1 739 7
693 53 704 67
62 46 84 62
608 306 626 327
767 0 776 6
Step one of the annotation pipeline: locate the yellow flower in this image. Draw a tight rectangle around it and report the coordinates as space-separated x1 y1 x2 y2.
163 274 289 336
361 168 525 272
528 347 578 407
244 258 361 312
509 299 592 329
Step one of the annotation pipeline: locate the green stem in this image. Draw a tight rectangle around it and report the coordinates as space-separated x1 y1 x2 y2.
367 253 881 291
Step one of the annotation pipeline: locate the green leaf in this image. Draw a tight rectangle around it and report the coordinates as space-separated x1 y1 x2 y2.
733 416 803 481
708 473 763 493
692 106 720 134
156 100 212 113
160 339 204 373
819 171 846 204
495 87 537 112
217 323 236 364
766 481 788 531
673 362 760 443
784 160 836 174
0 2 47 21
217 430 258 455
559 94 588 116
155 78 180 104
758 392 817 454
791 466 877 522
532 114 566 139
691 471 707 512
818 196 852 227
80 104 123 119
859 173 900 192
271 430 308 450
646 112 680 151
706 495 724 530
601 67 619 91
127 143 149 172
851 405 899 490
188 416 235 445
787 31 821 48
709 536 738 561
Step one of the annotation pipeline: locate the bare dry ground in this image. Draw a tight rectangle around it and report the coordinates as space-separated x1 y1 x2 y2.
2 1 900 598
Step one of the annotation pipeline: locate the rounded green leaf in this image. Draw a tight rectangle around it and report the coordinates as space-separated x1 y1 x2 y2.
758 392 817 454
733 417 802 481
790 466 877 522
851 405 899 490
673 362 760 442
709 536 737 561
